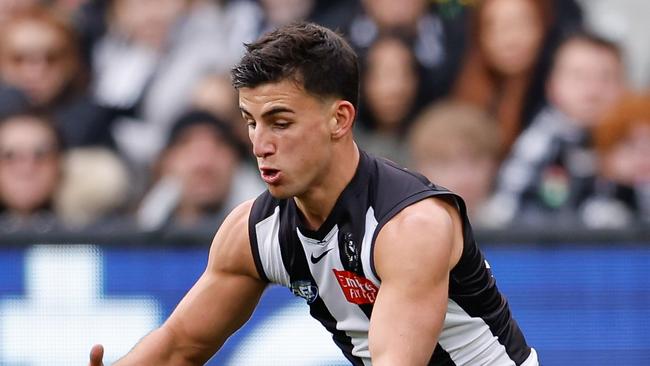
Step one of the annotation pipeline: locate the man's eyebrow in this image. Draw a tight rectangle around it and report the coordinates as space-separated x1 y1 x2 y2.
239 106 296 118
261 106 295 118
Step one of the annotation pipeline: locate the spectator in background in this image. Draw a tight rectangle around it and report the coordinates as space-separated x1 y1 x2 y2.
191 73 240 124
487 32 625 227
136 110 263 233
407 101 501 228
0 112 63 231
584 93 650 227
0 7 79 108
453 0 552 153
578 0 650 89
52 0 108 67
94 0 239 165
0 5 116 148
347 0 467 101
0 109 131 231
190 71 249 149
0 0 38 24
47 0 91 17
228 0 356 43
355 34 421 166
55 146 131 230
255 0 316 34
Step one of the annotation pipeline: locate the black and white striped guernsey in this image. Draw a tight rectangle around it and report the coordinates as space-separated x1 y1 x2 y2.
248 150 538 365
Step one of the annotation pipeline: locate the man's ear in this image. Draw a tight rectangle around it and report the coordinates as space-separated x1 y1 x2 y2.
330 100 356 139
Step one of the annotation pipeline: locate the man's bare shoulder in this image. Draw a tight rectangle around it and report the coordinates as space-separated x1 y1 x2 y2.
207 199 261 279
382 197 458 238
219 199 255 236
376 197 464 276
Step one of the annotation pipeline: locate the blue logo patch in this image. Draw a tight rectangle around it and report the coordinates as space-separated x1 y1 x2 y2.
290 280 319 304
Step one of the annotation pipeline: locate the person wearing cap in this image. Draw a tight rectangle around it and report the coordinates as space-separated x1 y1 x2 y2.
136 109 263 232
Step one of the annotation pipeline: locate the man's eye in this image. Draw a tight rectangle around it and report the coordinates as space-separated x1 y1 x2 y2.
246 121 256 128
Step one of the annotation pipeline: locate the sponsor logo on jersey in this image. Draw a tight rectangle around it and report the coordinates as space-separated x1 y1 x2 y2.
290 280 319 304
333 269 378 305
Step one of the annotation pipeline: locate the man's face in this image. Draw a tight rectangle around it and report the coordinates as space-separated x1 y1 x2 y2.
0 19 74 105
362 0 426 30
415 146 497 215
364 38 417 131
548 41 624 126
480 0 544 76
0 116 60 214
239 80 335 199
162 124 238 210
261 0 315 26
112 0 188 49
0 0 38 24
602 122 650 185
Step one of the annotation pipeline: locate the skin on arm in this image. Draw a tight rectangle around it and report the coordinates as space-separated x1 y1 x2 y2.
369 197 464 365
100 200 267 366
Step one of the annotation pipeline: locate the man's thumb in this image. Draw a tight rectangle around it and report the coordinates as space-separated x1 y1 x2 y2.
89 344 104 365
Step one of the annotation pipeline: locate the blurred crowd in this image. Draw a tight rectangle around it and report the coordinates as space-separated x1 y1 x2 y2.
0 0 648 235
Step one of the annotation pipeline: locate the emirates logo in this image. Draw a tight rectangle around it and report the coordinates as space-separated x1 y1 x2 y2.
333 269 378 305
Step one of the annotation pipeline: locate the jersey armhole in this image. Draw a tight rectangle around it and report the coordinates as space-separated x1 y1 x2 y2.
368 190 472 282
248 198 271 283
368 190 443 281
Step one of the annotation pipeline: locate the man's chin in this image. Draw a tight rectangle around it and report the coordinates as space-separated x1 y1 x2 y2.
266 185 293 200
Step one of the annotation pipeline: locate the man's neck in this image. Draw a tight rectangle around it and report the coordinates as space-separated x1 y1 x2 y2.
294 143 360 230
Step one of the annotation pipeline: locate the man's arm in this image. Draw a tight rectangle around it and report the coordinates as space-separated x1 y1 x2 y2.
369 197 463 365
90 200 267 366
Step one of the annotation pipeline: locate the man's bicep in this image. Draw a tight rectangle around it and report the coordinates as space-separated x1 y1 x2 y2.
163 200 267 363
369 199 457 365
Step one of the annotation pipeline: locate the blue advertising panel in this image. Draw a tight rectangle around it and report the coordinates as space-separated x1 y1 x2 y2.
0 243 648 365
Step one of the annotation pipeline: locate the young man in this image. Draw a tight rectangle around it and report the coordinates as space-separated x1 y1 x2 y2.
89 22 537 366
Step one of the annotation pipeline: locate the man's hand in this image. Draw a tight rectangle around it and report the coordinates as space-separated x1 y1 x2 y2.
88 344 104 366
80 201 264 365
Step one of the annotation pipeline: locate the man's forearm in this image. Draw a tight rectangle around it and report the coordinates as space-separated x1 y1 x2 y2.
113 326 200 366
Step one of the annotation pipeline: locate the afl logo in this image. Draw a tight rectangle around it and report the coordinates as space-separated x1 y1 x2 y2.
290 280 319 304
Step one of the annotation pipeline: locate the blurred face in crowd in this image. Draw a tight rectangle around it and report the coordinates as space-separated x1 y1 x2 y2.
0 17 76 105
415 143 497 214
0 0 38 24
111 0 188 49
261 0 315 26
362 0 426 30
49 0 89 17
601 121 650 185
0 116 61 216
480 0 544 76
161 124 238 219
548 40 624 126
192 74 251 150
409 105 499 214
364 38 417 132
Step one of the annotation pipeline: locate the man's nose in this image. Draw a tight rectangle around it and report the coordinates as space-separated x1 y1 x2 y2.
251 126 275 158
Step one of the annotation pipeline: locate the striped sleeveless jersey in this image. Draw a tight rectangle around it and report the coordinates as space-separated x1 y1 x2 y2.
248 150 537 365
